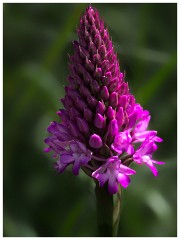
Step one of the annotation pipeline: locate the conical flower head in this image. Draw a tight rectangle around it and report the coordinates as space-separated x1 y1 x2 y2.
44 6 164 194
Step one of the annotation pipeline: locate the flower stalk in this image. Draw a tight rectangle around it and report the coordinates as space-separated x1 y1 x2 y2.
95 183 113 236
113 184 121 236
95 182 121 236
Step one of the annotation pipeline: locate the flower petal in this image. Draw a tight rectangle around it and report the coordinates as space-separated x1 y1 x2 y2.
60 154 74 164
119 164 136 175
72 160 81 175
127 145 134 155
70 142 79 152
137 141 154 156
80 156 91 165
111 144 123 154
54 160 68 173
92 161 109 176
151 160 165 165
134 130 157 142
128 111 138 129
76 141 87 153
108 175 118 194
143 158 158 176
117 173 131 188
133 154 142 164
97 173 109 187
55 140 70 149
154 136 163 142
136 115 151 132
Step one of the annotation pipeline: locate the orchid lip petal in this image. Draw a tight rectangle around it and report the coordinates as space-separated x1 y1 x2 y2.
117 173 131 188
108 175 118 194
72 160 81 175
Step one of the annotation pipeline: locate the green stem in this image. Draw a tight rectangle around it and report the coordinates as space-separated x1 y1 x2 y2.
113 185 121 236
95 182 121 237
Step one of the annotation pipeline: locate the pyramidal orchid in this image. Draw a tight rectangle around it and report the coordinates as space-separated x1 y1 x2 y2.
44 6 164 236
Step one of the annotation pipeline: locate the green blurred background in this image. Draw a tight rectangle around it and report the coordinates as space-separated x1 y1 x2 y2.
3 3 177 237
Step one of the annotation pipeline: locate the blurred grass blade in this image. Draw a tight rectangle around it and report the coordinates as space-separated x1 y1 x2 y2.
59 199 84 236
42 3 88 69
136 52 177 105
115 43 171 64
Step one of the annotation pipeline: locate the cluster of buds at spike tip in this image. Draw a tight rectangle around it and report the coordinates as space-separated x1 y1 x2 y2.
44 6 164 194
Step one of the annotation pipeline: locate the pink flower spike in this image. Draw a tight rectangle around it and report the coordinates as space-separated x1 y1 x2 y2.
44 6 163 195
